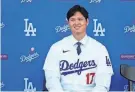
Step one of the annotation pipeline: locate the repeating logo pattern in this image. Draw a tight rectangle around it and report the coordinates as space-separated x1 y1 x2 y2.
55 19 70 33
93 19 105 36
124 25 135 33
21 0 32 3
0 81 5 89
89 0 101 3
24 78 36 92
0 22 5 29
24 19 36 36
20 47 39 62
55 24 70 33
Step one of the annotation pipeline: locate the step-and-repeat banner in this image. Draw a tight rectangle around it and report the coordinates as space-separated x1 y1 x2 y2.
1 0 135 91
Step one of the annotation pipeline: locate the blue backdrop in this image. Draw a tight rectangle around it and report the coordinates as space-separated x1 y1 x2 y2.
1 0 135 91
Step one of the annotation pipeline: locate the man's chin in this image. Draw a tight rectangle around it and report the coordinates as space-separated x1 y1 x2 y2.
74 29 82 32
72 29 85 35
75 31 83 35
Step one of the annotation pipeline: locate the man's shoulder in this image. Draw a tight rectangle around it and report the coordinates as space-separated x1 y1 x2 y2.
51 35 71 49
88 36 106 49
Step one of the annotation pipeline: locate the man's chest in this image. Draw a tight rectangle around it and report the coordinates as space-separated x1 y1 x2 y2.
59 46 98 76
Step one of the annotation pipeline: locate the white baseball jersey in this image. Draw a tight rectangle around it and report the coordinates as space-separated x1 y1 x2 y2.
43 35 114 92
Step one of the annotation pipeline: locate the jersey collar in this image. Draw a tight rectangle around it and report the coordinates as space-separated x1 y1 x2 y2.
70 34 89 47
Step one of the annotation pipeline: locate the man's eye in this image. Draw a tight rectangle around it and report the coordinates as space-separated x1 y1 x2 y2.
79 18 83 21
70 19 75 21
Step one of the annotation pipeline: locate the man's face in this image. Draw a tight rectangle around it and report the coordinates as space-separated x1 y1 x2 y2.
68 11 89 35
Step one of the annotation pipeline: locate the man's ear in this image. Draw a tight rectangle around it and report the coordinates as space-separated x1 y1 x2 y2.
87 18 89 26
66 18 69 24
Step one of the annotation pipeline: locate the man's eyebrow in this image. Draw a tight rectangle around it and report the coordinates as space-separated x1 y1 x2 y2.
70 18 75 19
70 17 84 19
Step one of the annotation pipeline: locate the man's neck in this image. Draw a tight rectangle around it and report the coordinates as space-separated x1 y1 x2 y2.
72 32 86 41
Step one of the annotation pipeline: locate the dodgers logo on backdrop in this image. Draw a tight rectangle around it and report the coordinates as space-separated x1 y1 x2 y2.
20 47 39 62
93 19 105 36
124 25 135 33
89 0 101 3
55 18 70 33
21 0 32 3
60 59 97 76
0 22 5 29
24 78 36 92
24 19 36 36
55 25 70 33
0 81 5 89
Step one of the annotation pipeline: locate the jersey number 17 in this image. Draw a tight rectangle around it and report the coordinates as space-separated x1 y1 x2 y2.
86 73 95 84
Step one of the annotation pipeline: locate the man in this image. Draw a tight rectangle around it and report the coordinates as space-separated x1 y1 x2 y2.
43 5 114 92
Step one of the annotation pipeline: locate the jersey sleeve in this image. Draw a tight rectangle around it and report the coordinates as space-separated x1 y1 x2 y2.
96 46 114 74
92 46 114 92
43 45 64 92
43 45 60 71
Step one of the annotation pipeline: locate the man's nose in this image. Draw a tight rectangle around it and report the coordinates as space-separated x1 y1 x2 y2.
74 20 80 25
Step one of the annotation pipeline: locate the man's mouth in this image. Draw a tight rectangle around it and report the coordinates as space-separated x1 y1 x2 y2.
74 26 81 30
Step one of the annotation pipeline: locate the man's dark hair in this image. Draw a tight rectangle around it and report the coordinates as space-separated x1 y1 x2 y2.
66 5 89 21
